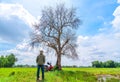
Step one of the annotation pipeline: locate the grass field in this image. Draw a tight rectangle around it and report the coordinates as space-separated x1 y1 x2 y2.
0 67 120 82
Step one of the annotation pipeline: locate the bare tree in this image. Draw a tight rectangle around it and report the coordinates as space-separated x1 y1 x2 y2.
31 4 81 70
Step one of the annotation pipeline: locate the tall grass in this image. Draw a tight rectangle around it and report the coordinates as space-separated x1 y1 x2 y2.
0 67 120 82
45 70 96 82
63 68 120 75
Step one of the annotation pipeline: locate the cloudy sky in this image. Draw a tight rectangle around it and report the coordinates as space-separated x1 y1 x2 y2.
0 0 120 66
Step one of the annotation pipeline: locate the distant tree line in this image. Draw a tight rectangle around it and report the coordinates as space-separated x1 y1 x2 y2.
92 60 120 68
14 64 36 68
0 53 17 67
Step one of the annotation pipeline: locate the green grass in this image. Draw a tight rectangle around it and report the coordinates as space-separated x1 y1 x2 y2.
0 68 36 82
0 67 120 82
63 68 120 75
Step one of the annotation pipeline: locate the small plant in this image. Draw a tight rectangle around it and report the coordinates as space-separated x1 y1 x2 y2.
9 71 15 76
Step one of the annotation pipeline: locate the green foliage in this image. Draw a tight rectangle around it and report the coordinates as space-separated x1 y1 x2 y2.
92 60 118 68
92 61 101 67
0 53 17 67
14 64 36 67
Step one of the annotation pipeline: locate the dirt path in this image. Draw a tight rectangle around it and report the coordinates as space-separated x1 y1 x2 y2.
97 74 120 82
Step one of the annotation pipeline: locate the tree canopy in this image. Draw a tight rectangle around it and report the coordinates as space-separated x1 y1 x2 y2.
0 53 17 67
92 60 120 68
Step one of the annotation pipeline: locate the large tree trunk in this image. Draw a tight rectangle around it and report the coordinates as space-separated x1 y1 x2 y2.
56 54 62 70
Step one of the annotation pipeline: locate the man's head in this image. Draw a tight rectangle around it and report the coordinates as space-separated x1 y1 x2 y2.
40 50 43 54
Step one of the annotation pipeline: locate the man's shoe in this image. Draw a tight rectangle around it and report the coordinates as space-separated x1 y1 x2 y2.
37 78 39 80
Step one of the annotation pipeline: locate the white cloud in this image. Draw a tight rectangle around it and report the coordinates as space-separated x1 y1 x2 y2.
118 0 120 3
0 39 55 65
7 0 72 17
0 3 38 27
16 40 31 51
112 6 120 31
0 37 6 43
114 32 120 39
111 3 120 39
75 33 120 66
77 36 89 43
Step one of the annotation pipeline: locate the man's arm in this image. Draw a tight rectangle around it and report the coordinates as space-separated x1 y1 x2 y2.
36 56 38 63
43 56 45 64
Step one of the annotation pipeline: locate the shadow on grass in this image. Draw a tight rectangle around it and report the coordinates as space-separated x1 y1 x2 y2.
36 79 45 82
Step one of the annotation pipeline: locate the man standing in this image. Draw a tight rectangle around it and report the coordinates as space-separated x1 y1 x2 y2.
36 50 45 80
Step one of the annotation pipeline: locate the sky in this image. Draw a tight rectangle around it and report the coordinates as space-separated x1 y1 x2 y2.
0 0 120 66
